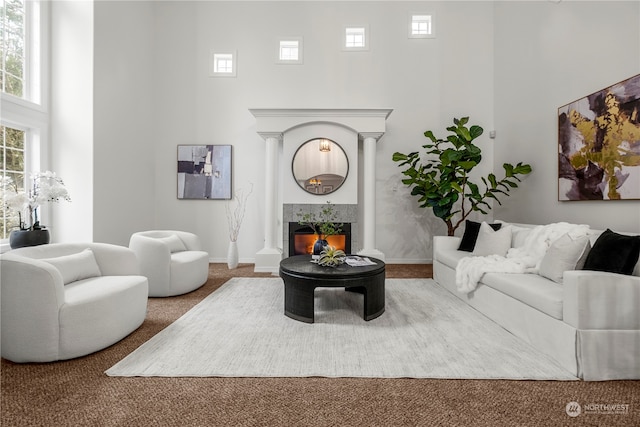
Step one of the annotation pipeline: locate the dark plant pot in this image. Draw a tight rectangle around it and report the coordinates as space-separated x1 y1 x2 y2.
313 237 328 255
9 229 51 249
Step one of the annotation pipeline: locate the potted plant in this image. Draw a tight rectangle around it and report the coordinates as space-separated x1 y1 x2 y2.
317 245 346 267
1 171 71 248
392 117 532 236
297 201 343 255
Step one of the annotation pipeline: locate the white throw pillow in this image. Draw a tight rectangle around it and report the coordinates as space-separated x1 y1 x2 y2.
158 234 187 253
472 222 513 257
539 233 591 284
42 248 102 285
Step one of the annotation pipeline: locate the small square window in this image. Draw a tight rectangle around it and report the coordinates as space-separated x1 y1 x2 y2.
215 54 233 73
280 41 298 60
209 51 237 77
343 26 368 51
409 13 435 39
346 28 365 47
277 37 303 64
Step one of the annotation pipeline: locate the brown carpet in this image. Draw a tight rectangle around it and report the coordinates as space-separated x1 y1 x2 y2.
2 263 638 427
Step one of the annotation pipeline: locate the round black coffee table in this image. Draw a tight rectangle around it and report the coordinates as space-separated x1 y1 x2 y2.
279 255 386 323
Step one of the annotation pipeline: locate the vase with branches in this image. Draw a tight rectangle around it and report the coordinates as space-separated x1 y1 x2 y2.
225 183 253 268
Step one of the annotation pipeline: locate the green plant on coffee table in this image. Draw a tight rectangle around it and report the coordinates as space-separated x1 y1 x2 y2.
317 245 346 267
296 201 343 238
392 117 532 236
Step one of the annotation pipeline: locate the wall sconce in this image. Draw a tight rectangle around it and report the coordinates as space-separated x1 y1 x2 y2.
319 139 331 152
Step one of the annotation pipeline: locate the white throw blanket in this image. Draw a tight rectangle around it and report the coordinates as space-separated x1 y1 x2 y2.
455 222 590 294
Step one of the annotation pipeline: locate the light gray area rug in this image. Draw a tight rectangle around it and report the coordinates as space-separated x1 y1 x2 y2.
106 278 577 379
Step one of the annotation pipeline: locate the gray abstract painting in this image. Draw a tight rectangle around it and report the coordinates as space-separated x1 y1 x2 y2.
177 145 232 199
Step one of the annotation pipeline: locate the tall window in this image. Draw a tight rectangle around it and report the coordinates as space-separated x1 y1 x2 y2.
0 0 47 244
1 0 25 97
0 125 25 238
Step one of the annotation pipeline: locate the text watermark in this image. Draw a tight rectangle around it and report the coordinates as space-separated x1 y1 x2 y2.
566 401 630 417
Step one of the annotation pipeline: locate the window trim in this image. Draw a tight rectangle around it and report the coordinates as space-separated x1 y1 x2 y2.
408 12 436 39
276 37 303 65
342 25 369 52
0 121 46 251
1 0 47 106
0 0 49 250
209 50 237 77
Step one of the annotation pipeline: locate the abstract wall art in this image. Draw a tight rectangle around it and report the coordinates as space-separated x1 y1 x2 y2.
177 145 232 199
558 74 640 201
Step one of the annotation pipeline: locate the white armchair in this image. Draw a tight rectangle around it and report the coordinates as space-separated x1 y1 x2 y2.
0 243 149 363
128 230 209 297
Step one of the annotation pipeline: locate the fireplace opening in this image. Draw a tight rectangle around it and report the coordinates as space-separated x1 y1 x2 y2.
289 223 352 256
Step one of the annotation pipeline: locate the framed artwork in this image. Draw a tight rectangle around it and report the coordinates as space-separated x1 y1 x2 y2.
558 74 640 201
177 145 232 199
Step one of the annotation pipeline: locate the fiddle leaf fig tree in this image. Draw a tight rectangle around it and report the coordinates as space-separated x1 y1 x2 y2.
392 117 532 236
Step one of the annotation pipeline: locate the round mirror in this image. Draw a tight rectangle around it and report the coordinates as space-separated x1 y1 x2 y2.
292 138 349 195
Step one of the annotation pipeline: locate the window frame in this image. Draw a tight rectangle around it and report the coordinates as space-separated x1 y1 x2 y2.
2 0 47 106
408 12 436 39
276 37 303 65
0 0 48 250
343 25 369 52
209 50 237 77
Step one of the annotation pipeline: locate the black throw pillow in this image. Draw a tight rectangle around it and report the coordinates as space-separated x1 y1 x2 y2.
458 220 502 252
582 229 640 275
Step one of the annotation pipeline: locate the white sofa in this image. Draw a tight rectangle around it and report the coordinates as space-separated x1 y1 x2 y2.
129 230 209 297
433 222 640 381
1 243 149 363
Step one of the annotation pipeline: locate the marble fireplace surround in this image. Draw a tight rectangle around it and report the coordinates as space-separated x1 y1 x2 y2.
250 108 393 273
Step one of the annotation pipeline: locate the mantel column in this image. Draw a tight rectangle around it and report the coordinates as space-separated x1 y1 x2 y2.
358 132 385 261
255 132 283 272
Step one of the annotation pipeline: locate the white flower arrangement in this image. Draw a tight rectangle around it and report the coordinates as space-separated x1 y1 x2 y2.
225 183 253 242
1 171 71 231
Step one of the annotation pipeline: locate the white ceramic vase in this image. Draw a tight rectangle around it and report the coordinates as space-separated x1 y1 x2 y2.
227 240 239 269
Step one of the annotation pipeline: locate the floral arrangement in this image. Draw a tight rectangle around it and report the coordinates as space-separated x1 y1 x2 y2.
1 171 71 231
297 201 343 237
225 183 253 242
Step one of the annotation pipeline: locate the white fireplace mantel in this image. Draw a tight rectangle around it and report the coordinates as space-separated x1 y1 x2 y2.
250 108 393 273
250 108 392 134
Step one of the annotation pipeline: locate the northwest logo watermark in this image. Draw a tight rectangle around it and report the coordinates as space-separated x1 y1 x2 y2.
566 401 630 417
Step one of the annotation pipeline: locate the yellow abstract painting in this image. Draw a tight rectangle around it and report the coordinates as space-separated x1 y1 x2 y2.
558 74 640 200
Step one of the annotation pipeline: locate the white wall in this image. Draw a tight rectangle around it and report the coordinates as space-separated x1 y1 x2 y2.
51 0 94 242
494 1 640 233
92 1 156 244
151 2 215 250
66 1 639 264
145 0 495 263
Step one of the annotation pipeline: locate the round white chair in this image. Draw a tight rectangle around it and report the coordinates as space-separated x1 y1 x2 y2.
129 230 209 297
1 243 149 363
